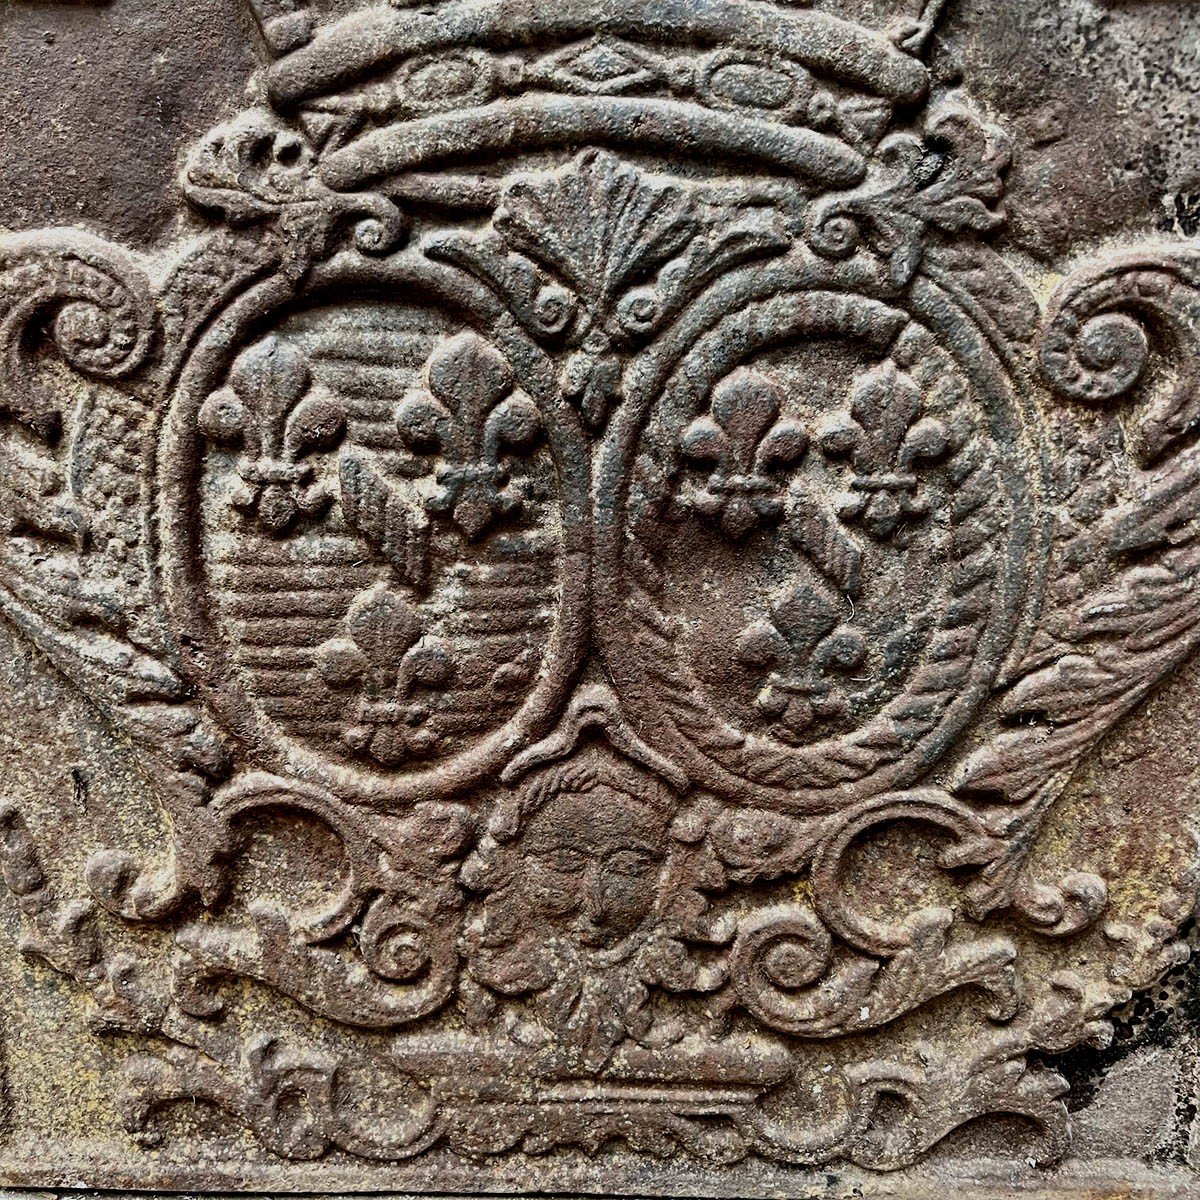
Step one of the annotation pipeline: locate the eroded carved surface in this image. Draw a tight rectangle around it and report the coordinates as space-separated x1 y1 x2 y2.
1 0 1200 1190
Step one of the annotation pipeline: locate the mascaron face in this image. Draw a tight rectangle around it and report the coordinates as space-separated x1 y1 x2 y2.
516 787 671 950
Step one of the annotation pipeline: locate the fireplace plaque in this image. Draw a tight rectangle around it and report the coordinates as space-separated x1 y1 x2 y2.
2 0 1200 1196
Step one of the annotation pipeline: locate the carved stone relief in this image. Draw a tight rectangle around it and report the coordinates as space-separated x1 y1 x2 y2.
2 0 1200 1194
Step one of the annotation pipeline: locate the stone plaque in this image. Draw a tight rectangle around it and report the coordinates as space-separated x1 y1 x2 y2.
2 0 1200 1195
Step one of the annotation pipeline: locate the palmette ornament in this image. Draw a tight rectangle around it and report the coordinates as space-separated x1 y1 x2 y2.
1 0 1199 1184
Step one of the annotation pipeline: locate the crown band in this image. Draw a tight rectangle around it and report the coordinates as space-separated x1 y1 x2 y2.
267 0 930 108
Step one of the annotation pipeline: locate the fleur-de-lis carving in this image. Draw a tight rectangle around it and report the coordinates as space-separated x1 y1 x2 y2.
199 336 346 536
316 584 455 766
395 334 542 541
819 361 950 540
680 370 808 541
737 584 867 741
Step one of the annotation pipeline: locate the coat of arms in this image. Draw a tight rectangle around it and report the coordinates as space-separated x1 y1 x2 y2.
2 0 1199 1183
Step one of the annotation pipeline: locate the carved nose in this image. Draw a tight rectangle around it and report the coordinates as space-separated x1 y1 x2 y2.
581 868 610 925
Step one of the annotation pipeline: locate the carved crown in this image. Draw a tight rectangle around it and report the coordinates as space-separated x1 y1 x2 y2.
239 0 942 187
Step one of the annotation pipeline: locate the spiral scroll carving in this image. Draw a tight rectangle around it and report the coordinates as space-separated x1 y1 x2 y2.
0 231 157 438
1040 251 1200 464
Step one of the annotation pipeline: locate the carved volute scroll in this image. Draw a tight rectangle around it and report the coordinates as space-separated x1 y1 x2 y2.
2 0 1200 1187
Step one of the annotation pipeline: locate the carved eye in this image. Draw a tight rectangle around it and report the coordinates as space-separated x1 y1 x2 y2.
605 849 658 878
537 848 588 875
711 63 793 109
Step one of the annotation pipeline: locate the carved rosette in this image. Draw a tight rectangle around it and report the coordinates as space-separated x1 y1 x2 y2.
0 0 1198 1181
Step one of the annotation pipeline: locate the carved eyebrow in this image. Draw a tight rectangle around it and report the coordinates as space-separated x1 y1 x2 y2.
605 842 660 859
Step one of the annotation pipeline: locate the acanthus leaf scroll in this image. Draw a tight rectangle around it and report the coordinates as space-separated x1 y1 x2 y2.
0 0 1198 1181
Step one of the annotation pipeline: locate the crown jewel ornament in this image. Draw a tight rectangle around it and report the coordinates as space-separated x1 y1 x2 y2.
1 0 1200 1186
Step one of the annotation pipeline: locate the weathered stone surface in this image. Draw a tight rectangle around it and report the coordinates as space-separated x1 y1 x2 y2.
1 1 1200 1196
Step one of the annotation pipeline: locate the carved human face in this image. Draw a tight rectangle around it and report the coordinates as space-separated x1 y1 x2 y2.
517 787 670 950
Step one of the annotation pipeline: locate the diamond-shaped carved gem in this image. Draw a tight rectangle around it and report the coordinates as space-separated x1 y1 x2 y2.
547 39 659 94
